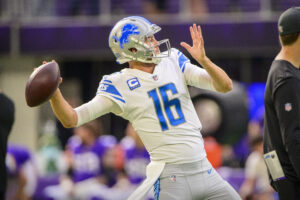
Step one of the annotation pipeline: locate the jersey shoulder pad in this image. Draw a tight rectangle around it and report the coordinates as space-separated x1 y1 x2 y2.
97 72 126 104
170 48 190 73
101 71 124 84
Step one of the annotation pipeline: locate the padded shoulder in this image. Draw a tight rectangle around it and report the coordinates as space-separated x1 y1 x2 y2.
169 48 190 73
97 71 126 104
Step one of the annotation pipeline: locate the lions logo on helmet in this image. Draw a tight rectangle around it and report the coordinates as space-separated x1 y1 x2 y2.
109 16 171 64
112 24 140 49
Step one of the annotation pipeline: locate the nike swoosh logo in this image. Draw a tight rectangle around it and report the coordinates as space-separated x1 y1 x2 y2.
208 168 213 174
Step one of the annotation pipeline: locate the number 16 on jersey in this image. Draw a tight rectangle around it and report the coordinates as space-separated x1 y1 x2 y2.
148 83 186 131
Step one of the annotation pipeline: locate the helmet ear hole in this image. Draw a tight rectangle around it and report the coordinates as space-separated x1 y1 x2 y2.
129 48 137 54
113 35 118 43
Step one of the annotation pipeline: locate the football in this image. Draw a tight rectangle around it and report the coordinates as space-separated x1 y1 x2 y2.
25 61 60 107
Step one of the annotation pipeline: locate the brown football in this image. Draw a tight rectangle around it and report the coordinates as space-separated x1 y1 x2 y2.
25 61 60 107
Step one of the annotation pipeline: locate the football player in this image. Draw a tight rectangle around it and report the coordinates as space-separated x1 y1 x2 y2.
49 16 241 199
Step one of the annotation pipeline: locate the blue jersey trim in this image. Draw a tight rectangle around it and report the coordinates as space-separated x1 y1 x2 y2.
178 53 189 68
181 64 186 72
154 178 160 200
98 83 122 98
103 79 112 84
110 95 126 103
177 51 190 73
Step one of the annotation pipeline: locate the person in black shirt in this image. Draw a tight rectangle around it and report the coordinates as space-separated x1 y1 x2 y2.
263 7 300 200
0 90 15 200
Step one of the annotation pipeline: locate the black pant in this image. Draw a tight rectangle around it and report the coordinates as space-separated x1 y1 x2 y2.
273 178 300 200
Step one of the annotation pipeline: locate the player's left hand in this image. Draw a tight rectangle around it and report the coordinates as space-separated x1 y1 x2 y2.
180 24 207 65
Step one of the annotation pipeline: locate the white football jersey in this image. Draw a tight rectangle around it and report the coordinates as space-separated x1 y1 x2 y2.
97 48 215 164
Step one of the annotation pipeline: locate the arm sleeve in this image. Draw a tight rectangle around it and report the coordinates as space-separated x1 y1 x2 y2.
184 62 216 91
74 95 122 127
274 78 300 178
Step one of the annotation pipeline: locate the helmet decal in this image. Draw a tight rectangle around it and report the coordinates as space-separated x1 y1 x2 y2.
112 24 140 49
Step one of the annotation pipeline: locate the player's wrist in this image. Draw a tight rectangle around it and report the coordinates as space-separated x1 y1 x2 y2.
50 88 61 101
197 56 210 67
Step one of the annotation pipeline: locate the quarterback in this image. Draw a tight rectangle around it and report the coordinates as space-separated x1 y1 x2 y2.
49 16 241 199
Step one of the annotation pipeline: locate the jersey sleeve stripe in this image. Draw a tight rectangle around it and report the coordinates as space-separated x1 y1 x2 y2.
97 83 123 97
103 79 112 84
178 53 190 72
110 95 126 103
182 62 188 72
154 178 161 200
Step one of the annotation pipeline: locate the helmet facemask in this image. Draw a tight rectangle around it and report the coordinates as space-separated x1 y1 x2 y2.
129 36 171 64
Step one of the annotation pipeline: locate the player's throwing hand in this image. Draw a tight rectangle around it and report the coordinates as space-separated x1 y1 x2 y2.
180 24 207 65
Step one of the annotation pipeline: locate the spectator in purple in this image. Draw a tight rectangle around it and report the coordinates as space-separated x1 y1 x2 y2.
120 123 150 185
6 144 38 200
44 121 117 200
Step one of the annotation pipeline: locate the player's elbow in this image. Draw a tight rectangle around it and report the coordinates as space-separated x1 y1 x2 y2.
224 80 233 93
60 113 78 128
216 80 233 93
61 121 76 128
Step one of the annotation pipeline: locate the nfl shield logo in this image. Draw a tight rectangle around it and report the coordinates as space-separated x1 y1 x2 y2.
285 103 292 112
170 175 176 182
152 75 158 81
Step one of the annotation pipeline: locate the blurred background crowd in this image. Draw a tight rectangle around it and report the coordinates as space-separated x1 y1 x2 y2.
1 0 300 200
0 0 298 17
